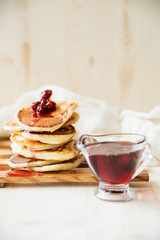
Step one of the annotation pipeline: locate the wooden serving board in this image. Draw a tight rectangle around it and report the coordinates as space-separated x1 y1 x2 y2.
0 138 149 188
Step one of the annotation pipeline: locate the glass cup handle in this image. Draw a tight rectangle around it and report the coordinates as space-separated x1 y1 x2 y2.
77 135 96 151
131 143 152 180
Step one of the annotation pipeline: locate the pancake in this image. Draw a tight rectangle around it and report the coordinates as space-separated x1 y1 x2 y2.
16 101 78 132
8 154 57 168
63 112 79 126
11 140 79 161
3 120 23 132
4 112 79 132
30 154 84 172
10 132 62 151
21 125 76 145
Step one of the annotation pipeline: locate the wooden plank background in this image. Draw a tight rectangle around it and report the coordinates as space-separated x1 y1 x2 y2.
0 0 160 112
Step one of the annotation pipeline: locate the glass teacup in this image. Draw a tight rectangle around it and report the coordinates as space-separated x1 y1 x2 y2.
77 133 152 201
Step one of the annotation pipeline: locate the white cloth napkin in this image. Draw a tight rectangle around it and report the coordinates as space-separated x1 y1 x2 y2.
0 85 160 166
121 108 160 166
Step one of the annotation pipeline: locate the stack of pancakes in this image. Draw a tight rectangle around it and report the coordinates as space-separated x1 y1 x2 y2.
4 101 84 172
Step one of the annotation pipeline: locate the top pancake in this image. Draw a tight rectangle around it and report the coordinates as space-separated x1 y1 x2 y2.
4 112 79 132
16 101 78 132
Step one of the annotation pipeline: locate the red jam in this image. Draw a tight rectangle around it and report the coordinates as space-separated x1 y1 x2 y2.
6 169 43 177
89 142 143 185
36 172 43 176
32 89 56 114
41 89 52 99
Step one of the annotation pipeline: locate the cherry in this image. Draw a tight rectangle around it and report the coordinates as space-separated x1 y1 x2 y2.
37 104 48 113
47 101 56 111
32 101 40 111
31 89 56 114
40 98 48 106
41 90 52 99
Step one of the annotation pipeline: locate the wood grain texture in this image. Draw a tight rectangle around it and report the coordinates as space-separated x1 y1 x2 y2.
0 0 160 112
0 169 149 186
0 138 149 187
119 0 135 105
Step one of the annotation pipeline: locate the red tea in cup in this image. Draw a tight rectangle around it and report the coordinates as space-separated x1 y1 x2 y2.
88 141 144 185
77 134 151 201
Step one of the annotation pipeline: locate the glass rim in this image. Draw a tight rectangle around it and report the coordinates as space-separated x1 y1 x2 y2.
78 133 147 148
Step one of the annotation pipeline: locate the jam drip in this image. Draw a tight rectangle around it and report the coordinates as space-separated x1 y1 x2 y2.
71 170 77 174
6 169 43 177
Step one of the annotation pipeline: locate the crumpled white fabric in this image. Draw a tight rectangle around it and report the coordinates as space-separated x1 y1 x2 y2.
0 85 160 166
121 108 160 166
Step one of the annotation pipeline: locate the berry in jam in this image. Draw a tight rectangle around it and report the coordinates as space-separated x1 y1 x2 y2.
37 104 48 113
32 101 41 111
31 89 56 114
47 101 56 111
41 89 52 99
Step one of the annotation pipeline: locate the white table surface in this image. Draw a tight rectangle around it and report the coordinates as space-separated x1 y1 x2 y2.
1 167 160 240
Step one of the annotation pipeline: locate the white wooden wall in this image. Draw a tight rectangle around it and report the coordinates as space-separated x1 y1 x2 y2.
0 0 160 112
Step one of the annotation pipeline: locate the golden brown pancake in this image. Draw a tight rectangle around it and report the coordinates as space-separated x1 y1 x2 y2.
3 120 23 132
21 125 76 144
3 97 81 173
63 112 79 126
11 140 79 161
4 112 79 132
10 132 62 151
16 101 78 132
30 154 84 172
8 154 57 168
